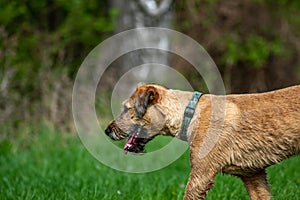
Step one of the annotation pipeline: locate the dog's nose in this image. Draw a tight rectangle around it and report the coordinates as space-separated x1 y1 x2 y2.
105 127 111 135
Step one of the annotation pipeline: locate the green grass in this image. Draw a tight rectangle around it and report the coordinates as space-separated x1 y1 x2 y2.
0 126 299 199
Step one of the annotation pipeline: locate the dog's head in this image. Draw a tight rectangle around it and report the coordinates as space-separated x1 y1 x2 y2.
105 84 168 154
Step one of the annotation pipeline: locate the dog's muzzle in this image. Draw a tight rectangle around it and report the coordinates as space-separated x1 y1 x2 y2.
104 121 128 141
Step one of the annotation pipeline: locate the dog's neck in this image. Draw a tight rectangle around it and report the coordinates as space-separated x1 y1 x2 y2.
161 89 201 141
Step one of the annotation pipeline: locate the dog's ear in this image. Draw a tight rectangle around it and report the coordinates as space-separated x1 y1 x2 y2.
133 86 159 118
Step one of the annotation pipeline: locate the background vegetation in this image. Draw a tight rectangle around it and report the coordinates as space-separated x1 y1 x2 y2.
1 0 300 131
1 0 300 199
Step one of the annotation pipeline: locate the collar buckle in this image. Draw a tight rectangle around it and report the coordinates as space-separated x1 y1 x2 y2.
184 106 196 118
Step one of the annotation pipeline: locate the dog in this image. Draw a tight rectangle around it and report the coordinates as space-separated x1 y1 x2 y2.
105 84 300 200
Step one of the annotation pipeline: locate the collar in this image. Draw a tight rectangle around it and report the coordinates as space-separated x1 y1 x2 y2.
178 91 203 141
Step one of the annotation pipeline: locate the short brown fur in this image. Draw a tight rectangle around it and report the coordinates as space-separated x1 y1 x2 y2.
105 84 300 200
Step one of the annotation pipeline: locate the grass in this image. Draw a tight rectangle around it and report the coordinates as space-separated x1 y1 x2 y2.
0 125 299 199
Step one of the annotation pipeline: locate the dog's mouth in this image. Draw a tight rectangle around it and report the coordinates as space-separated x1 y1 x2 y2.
123 127 153 155
124 130 139 154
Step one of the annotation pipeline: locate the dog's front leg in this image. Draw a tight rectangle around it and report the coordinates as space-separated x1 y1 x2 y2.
184 167 216 200
184 146 218 200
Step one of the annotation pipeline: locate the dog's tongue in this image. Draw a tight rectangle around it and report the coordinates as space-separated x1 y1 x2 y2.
124 132 138 155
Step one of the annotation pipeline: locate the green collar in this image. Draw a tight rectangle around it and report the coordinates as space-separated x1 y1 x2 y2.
179 91 203 141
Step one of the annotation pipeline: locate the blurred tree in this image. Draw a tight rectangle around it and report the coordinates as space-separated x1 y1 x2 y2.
113 0 173 32
101 0 174 91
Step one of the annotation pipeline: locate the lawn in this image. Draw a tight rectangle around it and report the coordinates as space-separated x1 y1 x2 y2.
0 125 299 199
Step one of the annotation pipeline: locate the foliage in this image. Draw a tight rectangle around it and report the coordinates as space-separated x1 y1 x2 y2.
1 0 300 130
222 35 283 68
0 0 116 74
175 0 300 93
0 0 116 128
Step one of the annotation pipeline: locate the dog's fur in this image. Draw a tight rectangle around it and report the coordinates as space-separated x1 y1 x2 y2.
105 84 300 200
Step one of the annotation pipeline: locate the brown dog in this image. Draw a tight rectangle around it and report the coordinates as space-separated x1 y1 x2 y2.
105 84 300 200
